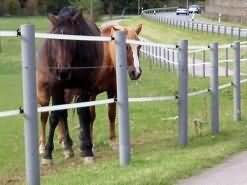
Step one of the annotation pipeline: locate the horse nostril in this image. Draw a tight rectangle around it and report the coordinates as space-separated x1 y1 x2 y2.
58 70 71 80
131 70 135 77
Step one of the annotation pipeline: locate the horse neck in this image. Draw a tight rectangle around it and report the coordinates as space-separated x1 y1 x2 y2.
103 41 116 67
101 27 116 69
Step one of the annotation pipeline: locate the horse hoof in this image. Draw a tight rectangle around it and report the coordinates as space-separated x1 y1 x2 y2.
39 144 45 155
60 141 66 149
109 141 118 151
92 144 96 153
41 158 53 166
64 149 74 159
83 157 95 165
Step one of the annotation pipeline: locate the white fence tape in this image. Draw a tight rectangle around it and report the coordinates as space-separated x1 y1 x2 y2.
0 109 21 118
127 39 176 49
188 89 209 97
0 31 18 37
38 98 115 113
35 33 112 42
219 83 232 90
240 78 247 84
240 41 247 45
129 96 176 102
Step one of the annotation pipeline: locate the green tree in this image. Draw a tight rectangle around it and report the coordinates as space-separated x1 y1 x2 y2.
70 0 103 20
45 0 70 13
0 0 5 15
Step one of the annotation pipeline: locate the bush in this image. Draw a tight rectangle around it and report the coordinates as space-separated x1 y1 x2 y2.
4 0 21 15
70 0 103 20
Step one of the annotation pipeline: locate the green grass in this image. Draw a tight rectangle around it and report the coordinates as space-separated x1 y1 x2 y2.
1 16 247 185
0 16 50 31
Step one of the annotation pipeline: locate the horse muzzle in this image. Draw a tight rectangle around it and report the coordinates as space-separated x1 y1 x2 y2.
128 67 142 80
56 69 72 81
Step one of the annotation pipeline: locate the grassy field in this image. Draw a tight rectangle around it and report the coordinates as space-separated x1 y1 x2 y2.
1 16 247 185
122 16 238 45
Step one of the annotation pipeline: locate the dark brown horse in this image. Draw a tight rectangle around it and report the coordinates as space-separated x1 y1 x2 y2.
37 7 103 165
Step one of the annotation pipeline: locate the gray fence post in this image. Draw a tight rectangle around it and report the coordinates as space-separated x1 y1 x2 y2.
178 40 188 145
20 24 40 185
192 53 196 77
232 42 241 121
114 31 130 166
203 50 206 78
172 49 175 72
238 28 241 40
225 48 229 77
159 47 162 68
209 43 219 134
167 49 170 72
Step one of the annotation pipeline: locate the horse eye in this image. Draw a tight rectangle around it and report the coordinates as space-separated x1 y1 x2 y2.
126 45 131 50
137 45 142 50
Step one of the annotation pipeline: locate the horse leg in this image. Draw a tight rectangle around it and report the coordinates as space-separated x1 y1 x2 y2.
57 121 65 145
37 84 50 155
39 112 49 154
58 89 76 146
107 91 117 150
60 110 74 159
77 94 94 164
42 92 65 165
41 110 59 165
89 95 96 148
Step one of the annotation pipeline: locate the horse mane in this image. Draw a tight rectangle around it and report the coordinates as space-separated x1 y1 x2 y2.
47 7 102 66
38 6 103 81
100 25 114 37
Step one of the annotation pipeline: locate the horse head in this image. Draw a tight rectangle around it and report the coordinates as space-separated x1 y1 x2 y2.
110 24 143 80
47 8 83 81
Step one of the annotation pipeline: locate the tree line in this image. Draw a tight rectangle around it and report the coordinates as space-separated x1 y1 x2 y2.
0 0 204 18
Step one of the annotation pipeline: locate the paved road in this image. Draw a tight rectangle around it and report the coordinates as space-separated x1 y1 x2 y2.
177 151 247 185
158 12 193 22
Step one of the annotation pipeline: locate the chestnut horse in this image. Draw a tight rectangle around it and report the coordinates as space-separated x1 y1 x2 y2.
89 24 143 149
37 7 103 165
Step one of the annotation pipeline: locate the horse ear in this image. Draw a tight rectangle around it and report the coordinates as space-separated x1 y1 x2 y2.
112 25 120 32
135 24 142 35
72 9 83 22
48 14 59 26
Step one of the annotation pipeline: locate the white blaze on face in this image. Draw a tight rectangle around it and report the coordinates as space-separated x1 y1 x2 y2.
130 44 140 76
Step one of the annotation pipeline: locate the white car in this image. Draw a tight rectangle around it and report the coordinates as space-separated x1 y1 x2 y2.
176 8 188 15
189 5 201 14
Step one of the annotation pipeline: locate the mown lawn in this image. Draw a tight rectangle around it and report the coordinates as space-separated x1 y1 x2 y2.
1 15 247 185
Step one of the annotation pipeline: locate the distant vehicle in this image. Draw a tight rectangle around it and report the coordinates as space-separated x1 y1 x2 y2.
188 5 201 14
176 8 188 15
